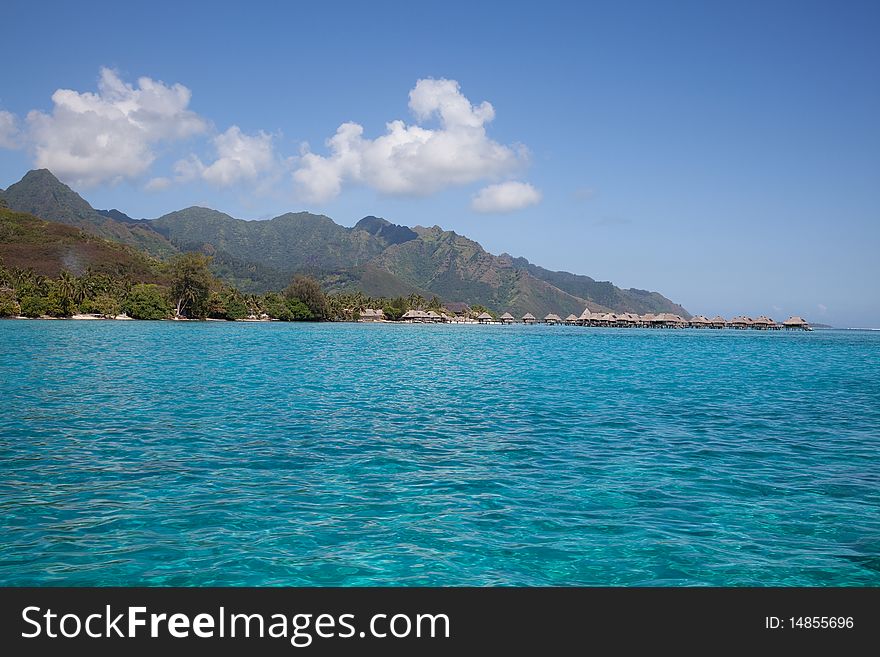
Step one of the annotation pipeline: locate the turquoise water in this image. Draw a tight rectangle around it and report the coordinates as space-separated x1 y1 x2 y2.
1 321 878 586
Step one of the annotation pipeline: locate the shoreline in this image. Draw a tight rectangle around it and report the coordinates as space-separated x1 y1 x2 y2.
0 315 847 329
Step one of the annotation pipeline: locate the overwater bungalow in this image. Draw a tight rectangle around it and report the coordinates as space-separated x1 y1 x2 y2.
641 313 657 327
592 313 611 326
359 308 385 322
710 315 726 329
577 307 593 326
782 316 810 330
752 316 780 330
477 312 494 324
648 313 682 328
564 314 578 325
500 312 515 324
522 313 536 324
689 315 711 328
544 313 562 325
426 310 442 323
620 312 642 326
728 315 751 329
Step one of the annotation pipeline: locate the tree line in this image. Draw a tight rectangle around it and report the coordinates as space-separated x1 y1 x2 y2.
0 253 328 321
0 252 490 321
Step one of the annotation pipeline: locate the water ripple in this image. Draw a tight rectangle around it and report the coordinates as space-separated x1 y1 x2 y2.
1 322 879 585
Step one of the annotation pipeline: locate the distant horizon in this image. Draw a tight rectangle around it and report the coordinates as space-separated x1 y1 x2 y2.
1 1 877 326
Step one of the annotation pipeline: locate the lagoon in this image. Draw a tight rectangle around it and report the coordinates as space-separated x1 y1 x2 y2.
1 321 878 585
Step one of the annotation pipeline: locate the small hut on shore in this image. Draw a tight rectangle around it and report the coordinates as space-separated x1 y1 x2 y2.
477 312 494 324
426 310 442 323
522 313 536 324
359 308 385 322
782 316 810 330
499 312 515 324
544 313 562 325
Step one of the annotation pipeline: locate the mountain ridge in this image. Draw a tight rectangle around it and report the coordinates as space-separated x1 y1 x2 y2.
0 169 689 317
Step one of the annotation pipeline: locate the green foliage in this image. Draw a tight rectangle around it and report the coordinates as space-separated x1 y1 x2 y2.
168 252 215 319
0 288 20 316
284 275 328 320
19 295 47 318
285 298 313 321
258 292 313 321
260 292 291 321
124 284 171 320
382 304 404 321
79 293 121 318
208 289 249 321
44 281 73 317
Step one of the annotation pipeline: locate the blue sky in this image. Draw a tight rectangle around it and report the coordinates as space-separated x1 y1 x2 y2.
1 0 878 326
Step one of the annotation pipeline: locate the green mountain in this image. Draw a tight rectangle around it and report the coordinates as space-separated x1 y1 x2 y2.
2 170 176 258
0 169 689 316
0 206 162 280
150 207 396 293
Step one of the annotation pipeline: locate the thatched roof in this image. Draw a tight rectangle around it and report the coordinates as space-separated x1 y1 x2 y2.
641 313 656 321
522 313 536 320
500 312 514 320
621 313 641 322
426 310 441 318
783 316 808 326
544 313 562 321
360 308 384 318
477 312 494 320
401 310 418 318
578 306 593 320
690 315 710 324
565 314 578 321
711 315 726 323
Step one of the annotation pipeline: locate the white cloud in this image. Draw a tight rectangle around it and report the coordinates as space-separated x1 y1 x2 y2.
145 176 172 192
25 67 206 186
0 110 20 149
471 181 542 213
173 126 278 187
293 78 528 202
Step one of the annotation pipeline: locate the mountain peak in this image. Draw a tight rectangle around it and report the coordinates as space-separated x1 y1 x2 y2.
21 168 63 183
354 215 418 246
5 169 95 221
3 169 176 258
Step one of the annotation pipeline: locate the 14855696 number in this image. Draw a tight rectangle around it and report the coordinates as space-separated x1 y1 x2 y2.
790 617 853 629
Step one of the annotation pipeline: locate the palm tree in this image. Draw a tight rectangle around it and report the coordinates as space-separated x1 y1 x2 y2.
57 271 76 314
